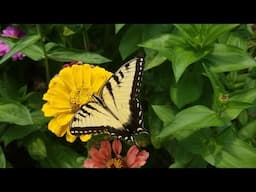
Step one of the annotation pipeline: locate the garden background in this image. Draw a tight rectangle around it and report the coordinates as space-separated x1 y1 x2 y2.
0 24 256 168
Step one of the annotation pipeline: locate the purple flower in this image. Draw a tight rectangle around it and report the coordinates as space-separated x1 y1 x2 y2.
0 40 10 56
11 52 25 61
0 25 26 61
2 25 25 39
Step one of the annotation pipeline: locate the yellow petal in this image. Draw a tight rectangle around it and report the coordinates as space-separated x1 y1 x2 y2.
71 65 84 89
43 93 71 109
48 118 67 137
80 134 92 142
91 66 112 94
82 64 92 89
42 103 71 117
59 67 76 91
66 128 77 143
48 113 73 137
43 83 70 102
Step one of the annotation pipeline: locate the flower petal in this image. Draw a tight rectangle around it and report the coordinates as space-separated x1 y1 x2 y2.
59 66 77 91
82 64 92 89
83 159 95 168
129 150 149 168
99 140 112 160
91 66 112 94
42 103 71 117
43 78 70 102
126 145 139 167
80 134 92 142
65 128 77 143
48 118 68 137
112 139 122 156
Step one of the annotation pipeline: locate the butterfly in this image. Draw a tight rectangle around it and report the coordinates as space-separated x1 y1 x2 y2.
70 57 148 143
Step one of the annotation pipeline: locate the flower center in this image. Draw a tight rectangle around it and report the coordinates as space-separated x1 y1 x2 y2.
106 158 124 168
70 87 92 112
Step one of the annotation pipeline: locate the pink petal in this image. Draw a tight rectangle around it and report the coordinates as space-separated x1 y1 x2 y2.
126 145 139 167
129 150 149 168
2 26 25 38
83 159 95 168
99 140 111 160
88 148 106 163
112 139 122 156
83 159 106 168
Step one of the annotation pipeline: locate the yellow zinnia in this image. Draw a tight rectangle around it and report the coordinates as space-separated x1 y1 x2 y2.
42 62 112 143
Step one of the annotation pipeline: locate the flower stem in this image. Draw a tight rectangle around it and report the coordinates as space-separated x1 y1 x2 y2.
36 24 50 83
82 24 89 50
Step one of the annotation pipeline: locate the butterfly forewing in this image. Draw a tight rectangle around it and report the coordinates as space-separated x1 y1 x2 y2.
70 102 124 135
101 57 144 126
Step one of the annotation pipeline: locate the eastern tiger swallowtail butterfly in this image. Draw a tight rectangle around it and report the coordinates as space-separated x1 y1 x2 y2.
70 57 148 143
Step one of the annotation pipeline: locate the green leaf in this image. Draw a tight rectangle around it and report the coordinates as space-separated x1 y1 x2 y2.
139 33 186 55
171 46 210 82
170 66 204 108
2 125 40 146
147 106 163 149
0 147 6 168
119 25 143 59
31 110 50 126
22 43 44 61
157 105 224 142
26 137 47 160
115 24 125 34
218 31 248 50
204 129 256 168
151 105 175 126
238 119 256 140
144 49 167 71
40 136 85 168
46 43 111 64
222 101 253 121
0 102 33 125
0 34 41 64
175 24 239 47
206 44 256 73
63 26 76 36
222 88 256 120
0 37 44 61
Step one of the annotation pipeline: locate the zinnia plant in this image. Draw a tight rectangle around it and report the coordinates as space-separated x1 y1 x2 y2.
84 139 149 168
41 62 112 142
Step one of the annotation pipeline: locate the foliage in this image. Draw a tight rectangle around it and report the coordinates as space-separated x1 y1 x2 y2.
0 24 256 168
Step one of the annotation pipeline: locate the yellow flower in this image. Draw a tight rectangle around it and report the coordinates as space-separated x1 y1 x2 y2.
42 62 112 143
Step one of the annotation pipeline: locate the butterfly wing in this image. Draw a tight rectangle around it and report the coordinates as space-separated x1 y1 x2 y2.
100 57 146 134
70 101 126 137
70 57 147 140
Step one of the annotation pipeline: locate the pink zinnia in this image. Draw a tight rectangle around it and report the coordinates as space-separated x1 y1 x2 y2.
0 25 26 61
2 25 25 39
0 40 10 56
11 52 25 61
83 139 149 168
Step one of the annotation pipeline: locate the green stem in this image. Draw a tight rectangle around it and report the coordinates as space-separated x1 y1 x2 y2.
82 25 89 50
36 24 50 83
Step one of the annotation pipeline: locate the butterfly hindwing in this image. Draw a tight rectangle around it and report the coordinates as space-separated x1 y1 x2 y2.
70 57 147 141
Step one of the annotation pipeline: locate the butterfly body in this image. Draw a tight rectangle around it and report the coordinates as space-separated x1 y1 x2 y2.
70 57 148 142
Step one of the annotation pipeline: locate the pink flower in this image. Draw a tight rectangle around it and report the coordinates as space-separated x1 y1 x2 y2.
0 25 26 61
83 139 149 168
11 52 25 61
0 40 10 56
2 25 25 39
